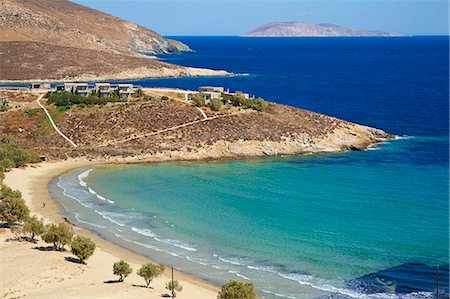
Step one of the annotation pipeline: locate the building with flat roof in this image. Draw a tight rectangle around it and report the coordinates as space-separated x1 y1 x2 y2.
117 84 135 100
30 83 51 89
199 86 225 93
95 83 112 98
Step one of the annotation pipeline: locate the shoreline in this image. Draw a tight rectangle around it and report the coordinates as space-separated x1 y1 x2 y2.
0 67 234 84
2 159 219 298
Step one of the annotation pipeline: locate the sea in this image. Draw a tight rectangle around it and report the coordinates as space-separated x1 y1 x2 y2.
48 36 449 298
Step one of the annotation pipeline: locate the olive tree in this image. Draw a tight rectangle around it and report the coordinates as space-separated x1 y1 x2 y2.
71 235 96 263
42 222 73 251
217 280 257 299
137 263 165 288
0 185 29 225
113 260 133 282
22 215 45 241
166 280 183 297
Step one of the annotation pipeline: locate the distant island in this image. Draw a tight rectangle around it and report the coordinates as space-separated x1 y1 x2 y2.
243 22 403 37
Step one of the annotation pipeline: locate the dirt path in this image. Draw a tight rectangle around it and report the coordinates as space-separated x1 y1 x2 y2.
36 93 78 148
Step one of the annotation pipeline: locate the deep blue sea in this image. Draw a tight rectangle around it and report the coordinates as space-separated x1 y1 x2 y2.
50 37 449 298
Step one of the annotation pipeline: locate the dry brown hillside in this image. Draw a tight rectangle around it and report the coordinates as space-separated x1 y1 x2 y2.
0 91 391 161
0 0 190 55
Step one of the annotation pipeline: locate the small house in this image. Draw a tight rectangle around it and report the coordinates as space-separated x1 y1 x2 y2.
30 83 51 89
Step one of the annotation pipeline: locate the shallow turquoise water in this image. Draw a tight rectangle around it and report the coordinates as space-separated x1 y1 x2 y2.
53 136 449 298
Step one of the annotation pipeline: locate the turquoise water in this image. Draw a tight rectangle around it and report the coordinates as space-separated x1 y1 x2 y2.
52 136 449 298
49 37 449 298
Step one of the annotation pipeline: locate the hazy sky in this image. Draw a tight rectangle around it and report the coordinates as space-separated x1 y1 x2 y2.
73 1 448 36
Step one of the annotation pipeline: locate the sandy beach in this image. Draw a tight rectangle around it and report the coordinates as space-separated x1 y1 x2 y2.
0 160 219 298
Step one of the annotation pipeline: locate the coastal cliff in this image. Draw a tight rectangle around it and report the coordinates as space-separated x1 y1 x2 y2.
0 89 392 163
243 22 401 37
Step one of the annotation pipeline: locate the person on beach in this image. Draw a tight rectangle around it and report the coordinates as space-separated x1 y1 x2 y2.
42 202 46 208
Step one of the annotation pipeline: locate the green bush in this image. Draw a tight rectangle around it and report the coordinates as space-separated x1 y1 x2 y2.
46 91 123 107
166 280 183 297
0 184 29 224
71 235 96 263
161 96 169 101
208 98 222 111
0 100 9 112
24 108 41 117
191 94 205 107
113 260 133 282
217 280 257 299
0 137 40 169
135 88 144 98
137 263 165 288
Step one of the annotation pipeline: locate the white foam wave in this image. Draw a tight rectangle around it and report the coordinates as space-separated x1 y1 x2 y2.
94 210 126 227
212 265 222 270
57 177 93 208
74 213 106 228
247 265 277 273
78 168 93 187
132 240 163 252
186 256 209 266
394 135 414 140
217 256 248 266
229 270 250 280
131 227 158 238
154 238 197 252
277 272 434 299
261 289 296 299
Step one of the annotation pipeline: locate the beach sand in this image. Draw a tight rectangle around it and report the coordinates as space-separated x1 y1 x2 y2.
1 160 219 298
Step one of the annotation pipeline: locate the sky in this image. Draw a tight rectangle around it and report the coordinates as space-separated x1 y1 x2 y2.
73 1 449 36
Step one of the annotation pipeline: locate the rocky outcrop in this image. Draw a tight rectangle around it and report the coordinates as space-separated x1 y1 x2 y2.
243 22 402 37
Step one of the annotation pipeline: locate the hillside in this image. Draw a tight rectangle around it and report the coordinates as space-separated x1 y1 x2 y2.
243 22 401 37
0 89 391 162
0 0 231 81
0 0 190 55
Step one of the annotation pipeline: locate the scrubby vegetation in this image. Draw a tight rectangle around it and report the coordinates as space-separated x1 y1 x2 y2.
0 99 9 112
221 93 268 112
71 235 96 263
217 280 257 299
46 91 123 107
113 260 133 282
208 98 222 111
0 137 40 172
190 94 205 107
137 263 165 288
166 280 183 297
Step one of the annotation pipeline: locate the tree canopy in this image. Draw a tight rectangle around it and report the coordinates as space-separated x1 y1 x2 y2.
71 235 96 263
137 263 165 288
217 280 257 299
113 260 133 282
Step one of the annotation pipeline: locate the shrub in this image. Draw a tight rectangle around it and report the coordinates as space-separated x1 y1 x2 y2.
208 98 222 111
166 280 183 297
161 96 169 101
113 260 133 282
0 138 40 168
0 184 29 224
24 108 41 117
71 235 96 263
135 88 144 98
22 215 45 241
42 222 73 251
0 100 9 112
137 263 165 288
191 94 205 107
217 280 257 299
